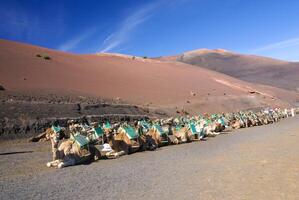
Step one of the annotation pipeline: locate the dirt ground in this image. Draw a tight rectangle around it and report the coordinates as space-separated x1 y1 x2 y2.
0 116 298 200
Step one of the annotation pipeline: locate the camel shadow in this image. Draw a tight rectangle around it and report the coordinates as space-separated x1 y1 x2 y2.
0 151 34 156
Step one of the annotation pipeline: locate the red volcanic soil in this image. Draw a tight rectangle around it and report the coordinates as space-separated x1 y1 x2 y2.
159 49 299 92
0 40 298 114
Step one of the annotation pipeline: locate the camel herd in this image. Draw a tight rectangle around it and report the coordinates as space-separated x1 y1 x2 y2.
38 108 296 169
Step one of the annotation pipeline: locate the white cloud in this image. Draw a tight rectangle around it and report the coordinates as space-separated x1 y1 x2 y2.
58 28 97 51
57 0 189 53
251 37 299 53
99 2 160 53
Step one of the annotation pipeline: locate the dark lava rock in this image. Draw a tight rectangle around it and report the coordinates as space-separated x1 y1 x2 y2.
0 85 5 91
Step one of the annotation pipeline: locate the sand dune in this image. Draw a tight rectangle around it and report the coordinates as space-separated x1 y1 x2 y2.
0 40 298 114
159 49 299 92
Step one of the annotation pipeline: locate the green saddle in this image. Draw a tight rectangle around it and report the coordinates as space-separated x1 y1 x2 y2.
93 127 104 139
211 114 217 119
140 121 151 131
188 123 198 135
51 125 61 133
218 118 225 126
71 133 90 148
103 121 111 129
123 125 138 139
175 124 183 131
153 124 166 136
205 119 212 125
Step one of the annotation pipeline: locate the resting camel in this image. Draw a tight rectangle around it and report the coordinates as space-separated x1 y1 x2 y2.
169 125 192 144
246 114 260 127
212 119 226 132
100 131 127 159
184 121 204 141
259 115 270 125
145 127 170 147
138 121 170 147
230 119 242 129
195 119 220 137
103 124 155 156
46 139 101 169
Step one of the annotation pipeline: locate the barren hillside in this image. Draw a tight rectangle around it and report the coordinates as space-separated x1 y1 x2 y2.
0 40 298 115
159 49 299 92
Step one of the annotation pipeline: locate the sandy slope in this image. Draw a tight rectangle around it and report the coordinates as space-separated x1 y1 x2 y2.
159 49 299 92
0 40 298 114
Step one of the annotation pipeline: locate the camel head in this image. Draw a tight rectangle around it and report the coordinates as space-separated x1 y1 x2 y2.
104 127 115 142
43 128 51 140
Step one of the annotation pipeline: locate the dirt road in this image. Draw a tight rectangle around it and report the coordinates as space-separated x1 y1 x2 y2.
1 116 299 200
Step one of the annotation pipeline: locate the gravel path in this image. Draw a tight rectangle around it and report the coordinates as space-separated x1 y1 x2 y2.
1 116 299 200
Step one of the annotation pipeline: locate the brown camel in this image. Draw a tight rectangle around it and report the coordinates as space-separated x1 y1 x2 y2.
230 120 242 129
138 122 170 147
169 125 192 144
46 139 100 169
103 125 150 156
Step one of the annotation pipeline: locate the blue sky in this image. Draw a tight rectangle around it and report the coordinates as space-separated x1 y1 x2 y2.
1 0 299 61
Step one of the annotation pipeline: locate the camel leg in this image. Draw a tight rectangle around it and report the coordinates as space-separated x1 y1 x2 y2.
106 151 117 159
174 134 183 144
117 150 125 157
50 138 59 161
46 160 60 167
205 127 215 137
89 145 101 161
181 137 187 143
106 150 125 159
57 156 76 169
171 138 179 145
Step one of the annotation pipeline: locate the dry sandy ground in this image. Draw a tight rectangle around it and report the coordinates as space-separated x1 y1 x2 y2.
0 116 298 200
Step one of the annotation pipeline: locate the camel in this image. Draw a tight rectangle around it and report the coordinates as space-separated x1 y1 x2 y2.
186 121 204 141
138 121 170 147
168 124 192 144
195 118 222 137
102 126 155 157
211 116 227 132
193 120 209 137
99 131 127 159
246 113 261 127
46 138 101 169
157 118 189 144
230 119 242 129
271 112 279 122
41 107 292 169
241 116 252 128
245 116 256 127
229 114 248 129
147 125 170 147
82 122 106 144
102 121 113 134
115 124 144 153
258 114 270 125
103 124 155 156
